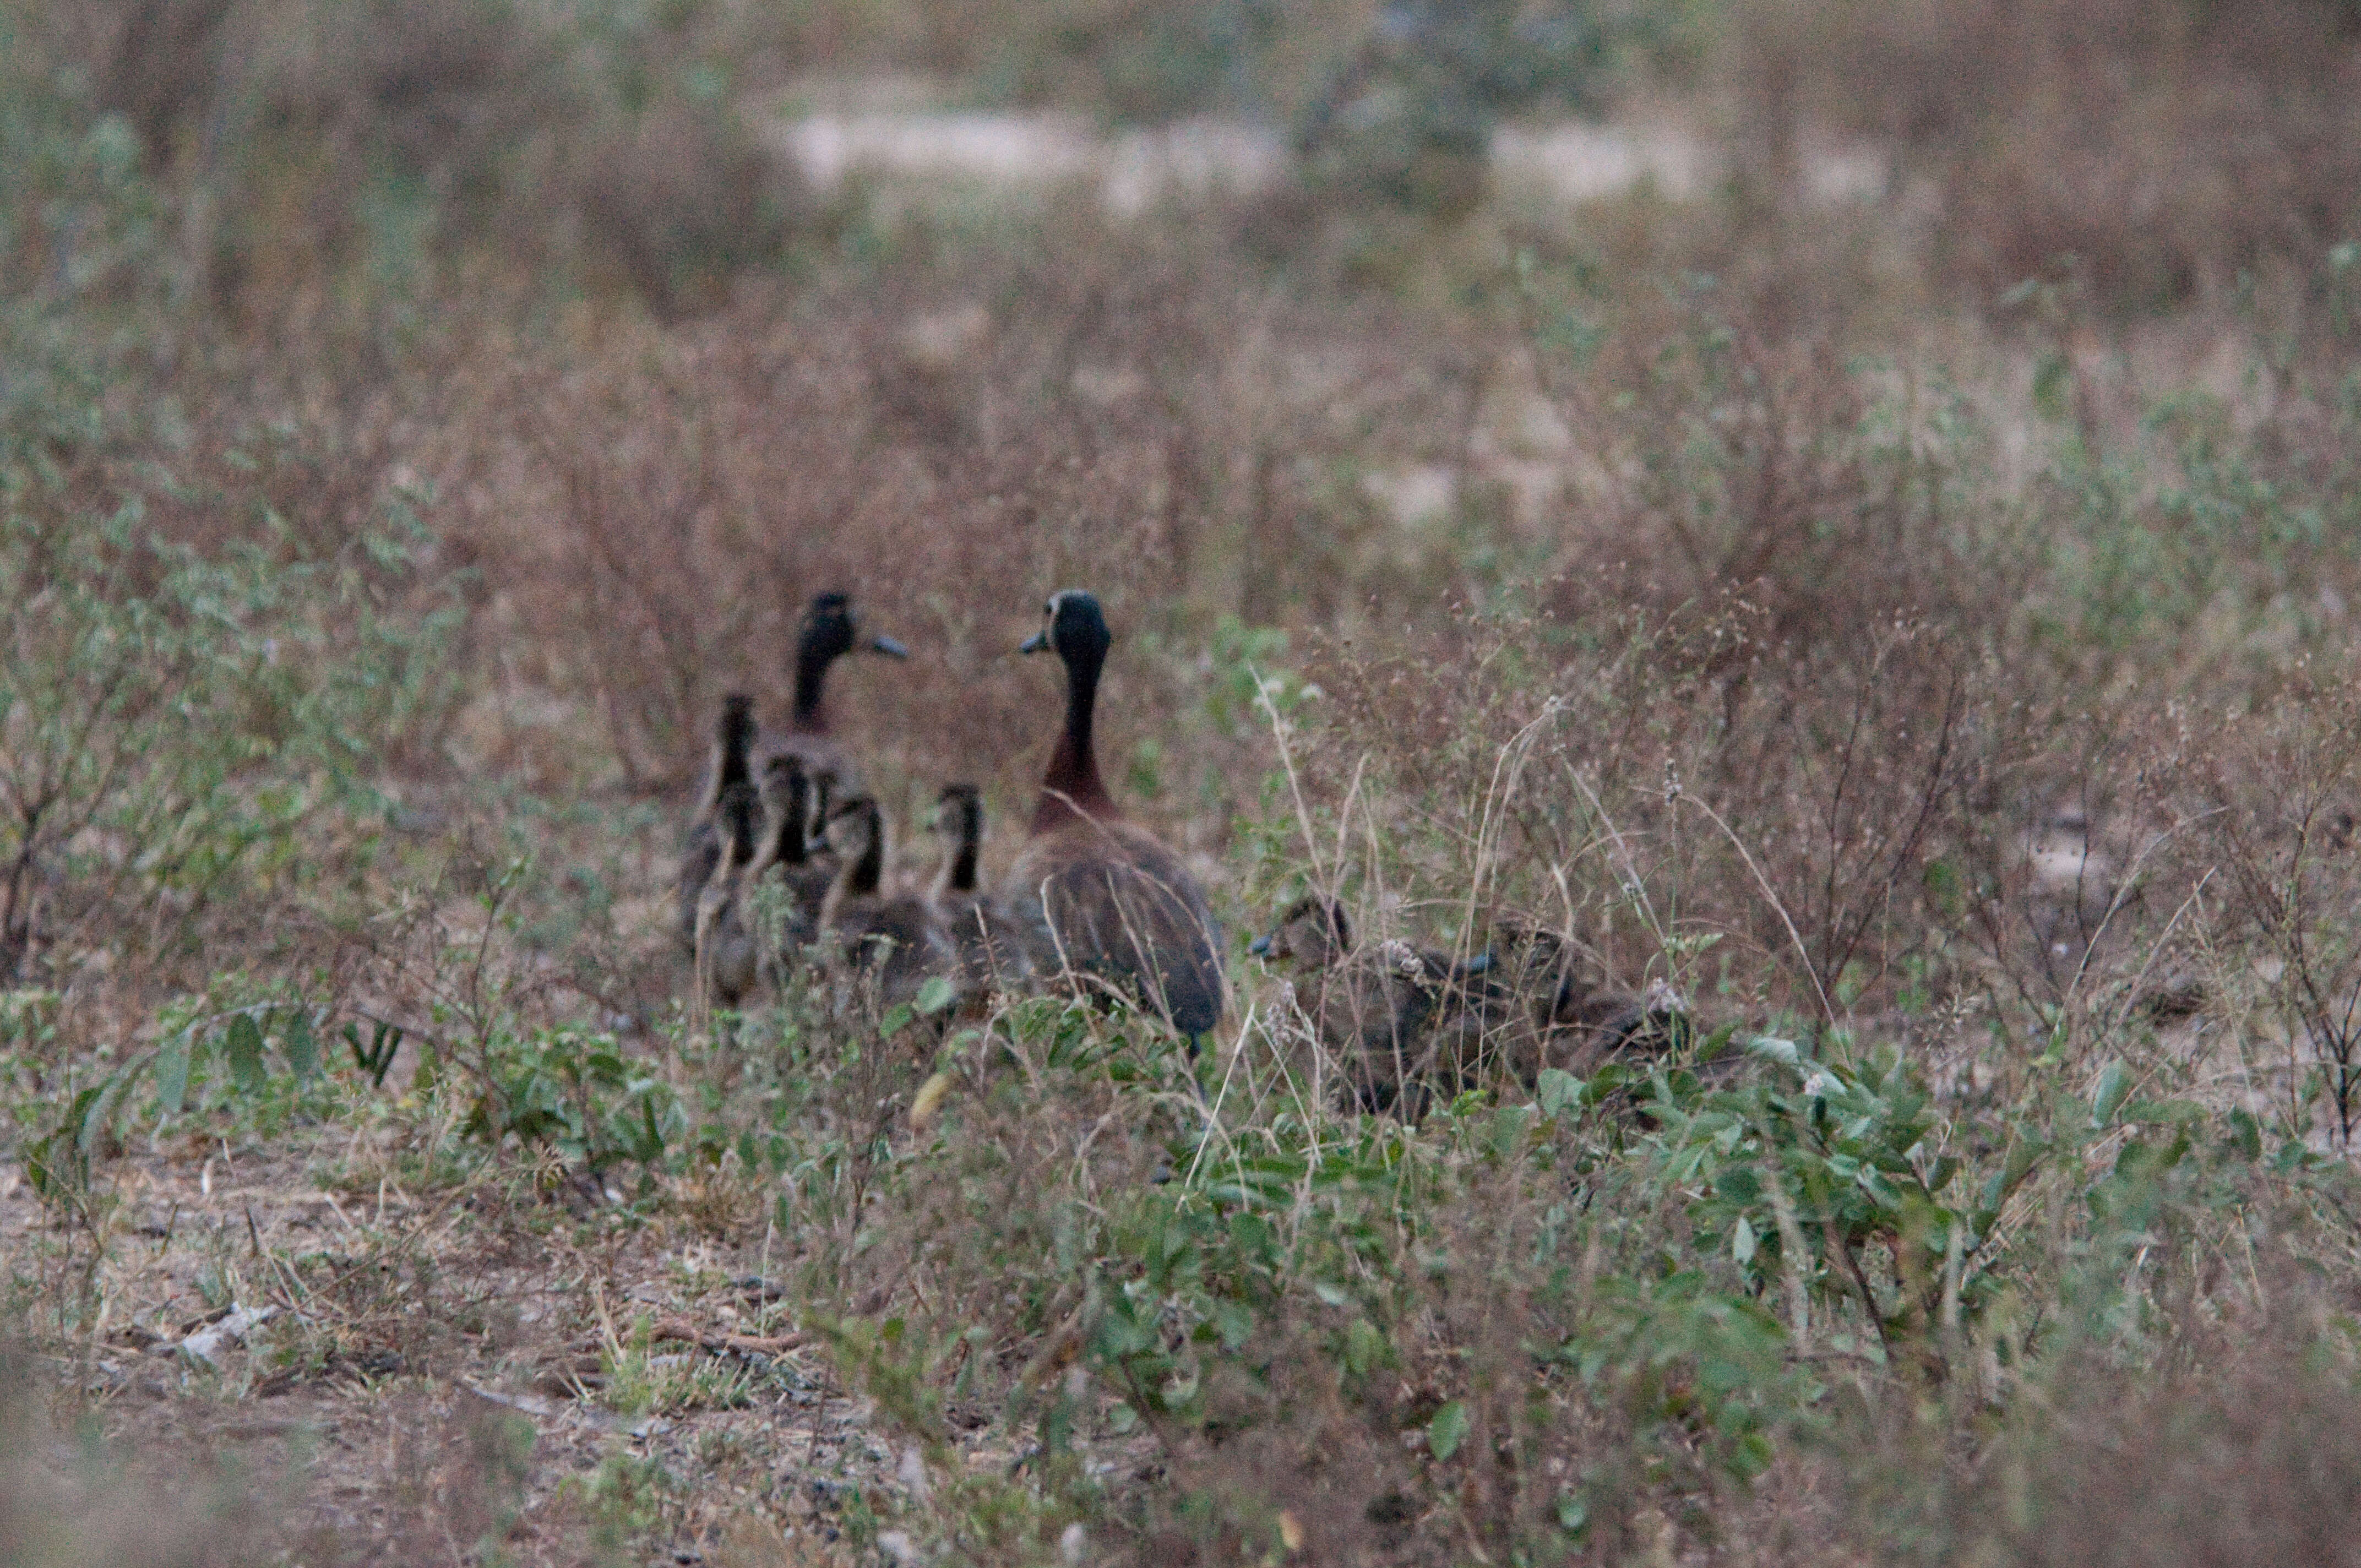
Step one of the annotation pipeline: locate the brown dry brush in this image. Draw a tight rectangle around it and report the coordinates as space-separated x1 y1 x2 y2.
0 1343 589 1568
2201 679 2361 1145
14 10 2361 1564
1743 0 2361 317
1820 1233 2361 1568
402 235 1459 832
1292 593 1998 1039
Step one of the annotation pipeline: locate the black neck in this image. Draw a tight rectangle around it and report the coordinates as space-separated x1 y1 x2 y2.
770 776 810 865
849 813 883 896
703 714 754 815
943 801 981 894
1036 639 1111 829
792 638 838 730
720 786 759 867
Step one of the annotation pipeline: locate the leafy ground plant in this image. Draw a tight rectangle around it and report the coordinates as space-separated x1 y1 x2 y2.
8 2 2361 1562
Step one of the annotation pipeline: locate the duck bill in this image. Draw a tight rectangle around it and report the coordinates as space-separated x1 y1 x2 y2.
869 634 910 658
1019 630 1050 654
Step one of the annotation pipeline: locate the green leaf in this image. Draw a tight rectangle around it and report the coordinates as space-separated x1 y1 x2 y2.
1555 1493 1588 1534
226 1014 266 1093
1214 1299 1255 1351
1731 1215 1757 1266
284 1009 319 1080
2120 1097 2204 1127
1343 1317 1391 1376
2090 1060 2131 1128
1537 1068 1583 1119
26 1088 103 1196
1427 1400 1470 1462
1490 1104 1531 1159
878 1003 913 1036
81 1074 124 1154
913 975 958 1016
2227 1108 2263 1162
2032 350 2073 422
154 1031 192 1115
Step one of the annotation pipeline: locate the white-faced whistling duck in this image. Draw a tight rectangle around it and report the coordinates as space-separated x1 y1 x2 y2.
1250 896 1494 1118
678 692 758 957
818 794 955 1010
927 782 1032 997
1000 591 1223 1046
760 591 908 792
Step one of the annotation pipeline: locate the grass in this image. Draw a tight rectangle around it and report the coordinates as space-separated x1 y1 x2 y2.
6 0 2361 1563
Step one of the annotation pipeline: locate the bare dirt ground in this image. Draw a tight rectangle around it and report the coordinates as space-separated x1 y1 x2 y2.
4 1121 924 1563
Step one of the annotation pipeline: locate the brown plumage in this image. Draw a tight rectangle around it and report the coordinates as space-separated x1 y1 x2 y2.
927 782 1032 997
999 591 1224 1042
1477 924 1690 1081
1252 897 1494 1118
678 693 759 957
756 592 907 793
692 793 763 1011
743 753 831 970
818 795 954 1010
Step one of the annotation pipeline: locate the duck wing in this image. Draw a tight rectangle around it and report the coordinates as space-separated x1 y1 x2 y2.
1008 822 1223 1036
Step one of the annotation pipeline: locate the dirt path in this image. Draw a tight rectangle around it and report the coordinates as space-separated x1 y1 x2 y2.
0 1136 926 1563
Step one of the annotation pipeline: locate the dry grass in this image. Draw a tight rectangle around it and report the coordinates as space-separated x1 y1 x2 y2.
8 1 2361 1562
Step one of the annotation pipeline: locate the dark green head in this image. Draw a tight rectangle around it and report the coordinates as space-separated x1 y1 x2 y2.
801 591 908 664
1020 590 1111 666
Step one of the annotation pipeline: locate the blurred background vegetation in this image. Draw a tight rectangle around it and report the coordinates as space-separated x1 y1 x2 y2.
7 0 2361 1564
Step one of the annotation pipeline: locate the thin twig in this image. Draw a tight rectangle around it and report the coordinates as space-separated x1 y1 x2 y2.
1678 792 1841 1033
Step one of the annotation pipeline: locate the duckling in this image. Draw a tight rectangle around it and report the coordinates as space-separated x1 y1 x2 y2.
927 783 1032 996
678 693 758 957
742 753 832 966
804 764 841 845
1479 924 1690 1081
999 592 1224 1044
760 592 908 793
1250 897 1493 1117
818 794 955 1010
691 783 763 1010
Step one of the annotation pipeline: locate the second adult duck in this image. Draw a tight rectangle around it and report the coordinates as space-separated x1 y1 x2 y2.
759 590 908 794
1000 591 1223 1045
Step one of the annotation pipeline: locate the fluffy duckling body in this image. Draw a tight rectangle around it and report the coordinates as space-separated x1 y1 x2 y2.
927 783 1032 997
691 784 763 1010
1478 925 1690 1081
1000 592 1223 1042
678 693 758 957
819 796 954 1009
1252 897 1493 1117
758 592 907 794
743 754 831 968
